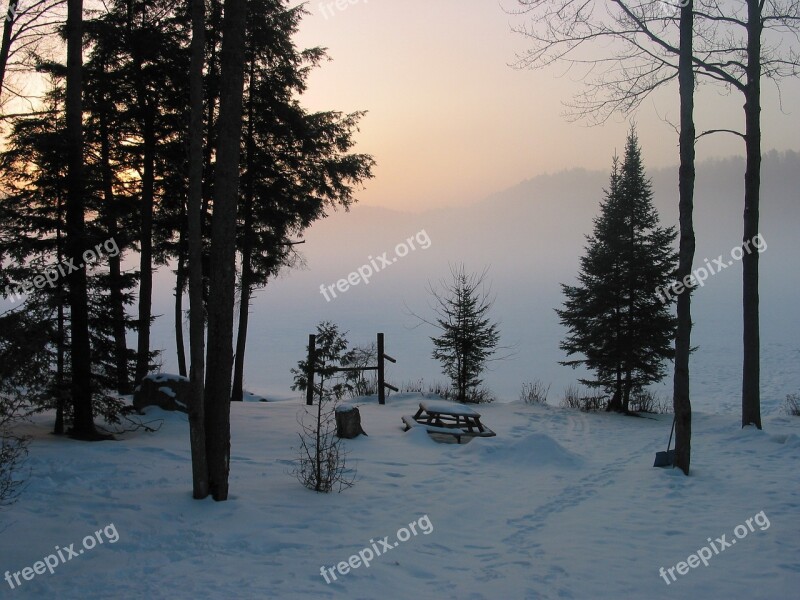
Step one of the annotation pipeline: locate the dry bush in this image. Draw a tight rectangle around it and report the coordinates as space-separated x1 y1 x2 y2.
520 379 550 405
630 389 672 414
293 386 355 493
786 394 800 417
560 384 606 412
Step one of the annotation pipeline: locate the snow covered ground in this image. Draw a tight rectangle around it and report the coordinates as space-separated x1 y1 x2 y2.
1 393 798 599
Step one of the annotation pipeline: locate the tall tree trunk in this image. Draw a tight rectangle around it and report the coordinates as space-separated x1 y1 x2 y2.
622 368 632 413
741 0 762 429
673 0 695 476
231 57 255 404
54 195 66 434
65 0 97 439
231 271 250 403
175 226 188 377
187 0 209 500
134 110 155 383
205 0 247 502
130 5 157 384
0 1 17 97
202 0 221 220
99 96 131 394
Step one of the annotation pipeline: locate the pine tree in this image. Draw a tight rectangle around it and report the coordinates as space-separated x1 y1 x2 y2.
427 265 500 404
230 2 374 403
290 322 355 493
557 127 677 413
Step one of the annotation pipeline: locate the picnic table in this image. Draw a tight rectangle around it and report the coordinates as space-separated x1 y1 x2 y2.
402 400 496 444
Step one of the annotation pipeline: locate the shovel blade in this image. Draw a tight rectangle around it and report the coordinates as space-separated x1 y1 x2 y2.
653 449 675 468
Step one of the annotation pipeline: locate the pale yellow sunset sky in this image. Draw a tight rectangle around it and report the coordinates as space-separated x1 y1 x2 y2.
294 0 800 211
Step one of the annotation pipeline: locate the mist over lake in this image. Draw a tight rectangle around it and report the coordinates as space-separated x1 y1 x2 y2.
143 151 800 413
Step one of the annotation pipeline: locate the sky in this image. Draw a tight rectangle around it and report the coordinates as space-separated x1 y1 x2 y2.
293 0 800 211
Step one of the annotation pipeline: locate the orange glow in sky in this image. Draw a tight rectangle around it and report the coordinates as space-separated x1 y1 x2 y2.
294 0 800 212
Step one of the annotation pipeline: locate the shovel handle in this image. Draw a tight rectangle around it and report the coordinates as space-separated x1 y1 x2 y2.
666 415 676 452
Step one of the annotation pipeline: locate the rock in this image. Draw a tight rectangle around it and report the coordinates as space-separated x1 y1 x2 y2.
133 373 190 413
335 405 367 438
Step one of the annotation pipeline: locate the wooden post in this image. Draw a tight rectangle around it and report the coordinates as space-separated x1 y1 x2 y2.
306 334 315 405
377 332 385 405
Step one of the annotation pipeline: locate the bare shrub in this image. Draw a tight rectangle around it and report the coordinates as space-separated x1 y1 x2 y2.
468 386 495 404
0 433 28 507
560 384 606 412
786 394 800 417
291 322 355 493
0 396 29 508
520 380 550 405
293 389 354 493
342 343 378 398
630 388 672 414
400 380 453 399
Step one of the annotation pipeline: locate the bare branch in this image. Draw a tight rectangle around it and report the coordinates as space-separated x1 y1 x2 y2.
695 128 746 141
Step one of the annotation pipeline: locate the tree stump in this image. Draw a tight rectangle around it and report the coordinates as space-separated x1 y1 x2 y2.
335 405 367 439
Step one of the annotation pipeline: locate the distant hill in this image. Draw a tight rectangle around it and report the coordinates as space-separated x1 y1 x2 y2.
143 151 800 412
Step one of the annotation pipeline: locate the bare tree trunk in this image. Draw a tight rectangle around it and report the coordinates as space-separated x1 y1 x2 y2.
0 1 16 96
134 111 155 383
188 0 208 500
130 3 157 383
231 58 255 404
175 230 187 377
99 95 131 394
741 0 762 429
231 264 250 403
204 0 247 502
65 0 97 440
622 368 632 413
673 0 695 476
54 195 66 434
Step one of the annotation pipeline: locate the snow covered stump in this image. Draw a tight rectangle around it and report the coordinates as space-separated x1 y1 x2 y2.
335 405 367 439
133 373 190 413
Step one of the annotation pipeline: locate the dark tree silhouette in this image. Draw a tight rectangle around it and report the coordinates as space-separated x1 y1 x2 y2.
557 129 677 413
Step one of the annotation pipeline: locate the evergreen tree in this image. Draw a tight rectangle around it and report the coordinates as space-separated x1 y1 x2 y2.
290 322 355 493
427 265 500 404
0 80 133 431
230 1 374 402
557 128 677 413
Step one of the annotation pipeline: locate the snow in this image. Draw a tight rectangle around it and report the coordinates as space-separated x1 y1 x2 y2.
419 400 480 416
157 386 176 399
242 391 270 403
144 373 188 383
1 394 798 599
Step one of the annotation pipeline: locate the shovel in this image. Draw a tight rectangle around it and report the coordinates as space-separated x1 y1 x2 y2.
653 416 676 468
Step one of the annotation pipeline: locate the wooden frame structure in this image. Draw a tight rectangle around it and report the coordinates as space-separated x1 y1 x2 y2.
305 332 398 405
